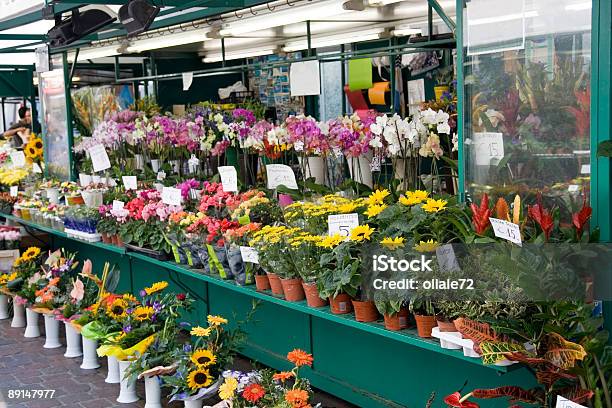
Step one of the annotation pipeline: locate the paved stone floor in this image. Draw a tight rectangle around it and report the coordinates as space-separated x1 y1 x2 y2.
0 315 356 408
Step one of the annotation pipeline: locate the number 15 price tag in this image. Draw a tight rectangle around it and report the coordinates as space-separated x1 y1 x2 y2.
489 217 522 246
327 213 359 237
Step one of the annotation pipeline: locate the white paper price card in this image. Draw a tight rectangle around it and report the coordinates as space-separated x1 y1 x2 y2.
473 132 504 166
556 396 587 408
32 162 43 174
112 200 125 211
162 187 183 206
568 184 580 193
489 217 522 246
9 185 18 197
436 244 461 272
266 164 298 190
88 144 111 172
328 213 359 237
10 151 26 168
122 176 138 190
581 164 591 175
218 166 238 192
240 246 259 264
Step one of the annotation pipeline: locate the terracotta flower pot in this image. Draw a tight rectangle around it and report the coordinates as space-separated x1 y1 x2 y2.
383 309 410 331
112 235 125 248
254 274 271 292
280 278 305 302
329 293 352 314
266 272 284 297
302 282 328 308
415 314 437 338
436 318 458 332
352 300 379 322
101 233 112 244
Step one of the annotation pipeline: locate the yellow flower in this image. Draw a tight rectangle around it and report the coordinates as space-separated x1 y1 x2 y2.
122 294 137 303
144 281 168 295
190 348 216 367
190 326 211 337
421 198 448 213
132 306 154 321
316 233 344 249
350 225 375 242
107 299 128 320
218 377 238 400
381 236 405 250
365 204 387 218
338 202 358 213
399 190 429 206
187 368 213 389
414 239 439 253
368 189 390 206
21 247 41 261
207 315 228 326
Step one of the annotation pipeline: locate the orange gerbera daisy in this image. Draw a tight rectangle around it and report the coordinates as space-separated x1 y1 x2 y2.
285 389 310 408
287 349 313 367
242 383 265 403
273 371 294 382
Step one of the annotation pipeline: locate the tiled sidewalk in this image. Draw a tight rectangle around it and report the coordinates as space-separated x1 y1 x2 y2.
0 315 355 408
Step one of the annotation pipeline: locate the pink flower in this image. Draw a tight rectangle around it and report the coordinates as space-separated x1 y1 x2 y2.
70 278 85 302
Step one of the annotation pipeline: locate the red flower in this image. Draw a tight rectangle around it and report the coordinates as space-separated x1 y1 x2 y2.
443 392 480 408
527 193 554 241
176 293 186 301
470 194 492 235
242 383 265 403
287 349 313 367
572 197 592 239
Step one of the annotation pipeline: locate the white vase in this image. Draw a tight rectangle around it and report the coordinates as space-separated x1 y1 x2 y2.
11 301 25 328
348 153 373 188
134 154 145 170
46 188 60 204
151 159 161 173
144 376 162 408
0 294 10 320
24 308 40 338
105 356 121 384
298 156 326 184
64 322 82 358
393 157 409 191
117 360 139 403
91 175 101 184
80 337 100 369
43 314 61 349
79 173 92 186
184 400 203 408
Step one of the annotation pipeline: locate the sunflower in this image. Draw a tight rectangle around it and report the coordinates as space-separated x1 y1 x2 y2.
218 377 238 400
365 204 387 218
380 236 405 250
287 349 313 367
349 225 375 242
190 326 211 337
190 348 216 367
207 315 227 326
144 281 168 295
187 368 213 390
421 198 448 213
122 293 137 303
21 247 41 261
414 239 439 253
285 389 310 408
107 298 128 320
367 189 390 206
132 306 154 321
399 190 429 206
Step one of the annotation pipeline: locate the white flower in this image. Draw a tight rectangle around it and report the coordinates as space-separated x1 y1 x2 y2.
435 110 450 124
420 108 438 125
437 122 451 134
319 121 329 135
452 133 459 152
369 136 383 148
293 140 304 152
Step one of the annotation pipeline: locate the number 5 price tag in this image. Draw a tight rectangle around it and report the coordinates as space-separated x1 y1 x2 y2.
489 217 522 246
473 132 504 166
327 213 359 237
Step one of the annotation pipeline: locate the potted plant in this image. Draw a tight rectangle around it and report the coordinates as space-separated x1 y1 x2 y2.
433 66 453 101
289 232 327 307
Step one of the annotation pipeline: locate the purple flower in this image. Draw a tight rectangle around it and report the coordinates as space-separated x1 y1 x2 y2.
140 290 146 297
123 325 132 333
183 344 192 353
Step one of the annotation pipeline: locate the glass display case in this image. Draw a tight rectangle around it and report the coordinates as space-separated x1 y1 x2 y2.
462 0 592 217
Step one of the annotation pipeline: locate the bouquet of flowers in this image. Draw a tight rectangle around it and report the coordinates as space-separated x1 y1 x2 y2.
12 247 45 303
33 249 80 310
284 115 328 156
0 227 20 249
327 112 378 158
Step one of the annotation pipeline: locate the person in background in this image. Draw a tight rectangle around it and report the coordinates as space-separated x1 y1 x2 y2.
3 106 32 148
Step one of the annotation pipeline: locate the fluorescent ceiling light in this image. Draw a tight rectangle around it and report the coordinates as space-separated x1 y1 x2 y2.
202 47 277 63
126 29 212 53
219 0 347 37
282 27 386 51
68 45 121 62
391 27 421 36
468 10 538 26
565 2 590 11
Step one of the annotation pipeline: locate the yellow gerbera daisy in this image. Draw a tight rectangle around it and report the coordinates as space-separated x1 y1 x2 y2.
187 368 213 390
144 281 169 295
338 202 358 213
207 315 228 326
218 377 238 400
399 190 430 206
421 198 448 213
414 239 439 253
316 233 345 249
107 299 128 320
365 204 387 218
190 326 211 337
21 247 41 261
380 236 405 250
190 348 216 367
368 189 390 206
132 306 154 321
350 225 375 242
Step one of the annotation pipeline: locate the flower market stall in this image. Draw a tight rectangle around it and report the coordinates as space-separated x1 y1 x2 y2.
0 0 611 407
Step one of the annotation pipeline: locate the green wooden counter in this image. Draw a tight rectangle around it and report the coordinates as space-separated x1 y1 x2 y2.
4 214 535 408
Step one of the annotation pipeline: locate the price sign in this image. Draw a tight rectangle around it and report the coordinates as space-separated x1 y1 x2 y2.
122 176 138 190
472 132 504 166
489 217 522 246
240 246 259 264
568 184 580 193
328 213 359 237
266 164 298 190
88 144 111 172
436 244 461 272
32 162 43 174
556 396 587 408
10 151 26 168
112 200 125 211
157 171 166 181
162 187 183 206
9 185 18 197
218 166 238 192
581 164 591 175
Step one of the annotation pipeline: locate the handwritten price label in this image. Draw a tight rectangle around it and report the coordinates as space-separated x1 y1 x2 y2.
161 187 182 206
327 213 359 237
556 396 587 408
122 176 138 190
436 244 461 272
489 217 522 246
218 166 238 192
240 246 259 264
473 132 504 166
10 151 26 168
9 185 18 197
88 144 111 173
266 164 298 190
112 200 125 211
